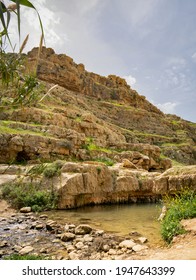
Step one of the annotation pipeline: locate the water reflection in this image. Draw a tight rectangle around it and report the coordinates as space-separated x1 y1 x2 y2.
45 203 163 245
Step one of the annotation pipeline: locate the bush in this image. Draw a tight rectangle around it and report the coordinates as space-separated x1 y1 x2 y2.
161 189 196 243
43 161 63 178
1 182 58 212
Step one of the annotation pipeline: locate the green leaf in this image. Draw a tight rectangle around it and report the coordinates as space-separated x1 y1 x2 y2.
11 0 35 9
0 2 7 30
11 0 45 44
0 2 13 50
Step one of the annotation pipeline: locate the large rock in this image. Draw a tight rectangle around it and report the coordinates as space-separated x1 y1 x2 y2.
75 224 93 235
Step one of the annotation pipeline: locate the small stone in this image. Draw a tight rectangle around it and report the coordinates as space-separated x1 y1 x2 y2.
61 232 75 242
0 241 8 248
0 250 4 257
14 245 22 252
69 224 76 229
19 246 34 255
46 220 57 231
108 249 117 255
36 224 44 230
83 235 93 242
40 248 48 254
52 239 61 243
69 252 79 260
119 240 136 249
20 207 31 213
138 237 148 243
75 224 92 235
103 244 110 252
66 245 75 253
129 231 141 237
64 224 69 231
75 241 84 250
132 244 148 252
39 214 48 219
95 230 104 236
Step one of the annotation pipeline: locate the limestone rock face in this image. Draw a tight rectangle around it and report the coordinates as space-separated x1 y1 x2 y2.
0 163 195 209
27 47 162 114
55 163 196 209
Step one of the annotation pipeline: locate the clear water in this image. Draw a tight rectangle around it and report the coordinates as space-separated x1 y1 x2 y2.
45 203 163 246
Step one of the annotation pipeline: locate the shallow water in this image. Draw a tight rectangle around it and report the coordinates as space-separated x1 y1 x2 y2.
45 203 164 246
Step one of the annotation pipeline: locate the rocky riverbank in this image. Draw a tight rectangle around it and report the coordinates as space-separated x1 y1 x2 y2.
0 202 151 260
0 200 195 260
0 201 153 260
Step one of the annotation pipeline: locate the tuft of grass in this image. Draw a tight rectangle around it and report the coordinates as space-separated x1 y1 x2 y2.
94 158 115 166
3 254 46 260
160 189 196 243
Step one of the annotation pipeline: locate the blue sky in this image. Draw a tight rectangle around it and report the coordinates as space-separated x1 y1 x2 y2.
5 0 196 122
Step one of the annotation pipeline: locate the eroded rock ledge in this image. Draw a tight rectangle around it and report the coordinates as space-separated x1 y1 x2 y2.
0 163 195 209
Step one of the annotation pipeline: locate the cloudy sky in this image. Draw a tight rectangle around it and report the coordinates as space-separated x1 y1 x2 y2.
4 0 196 122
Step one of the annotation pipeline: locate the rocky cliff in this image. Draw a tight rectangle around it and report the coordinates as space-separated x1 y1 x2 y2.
0 47 196 208
0 47 195 168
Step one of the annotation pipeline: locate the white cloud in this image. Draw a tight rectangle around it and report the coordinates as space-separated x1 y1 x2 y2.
156 102 179 114
167 57 186 67
123 75 136 86
192 52 196 62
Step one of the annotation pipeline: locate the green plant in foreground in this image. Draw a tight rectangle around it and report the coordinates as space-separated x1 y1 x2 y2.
0 0 44 107
161 189 196 243
3 254 46 260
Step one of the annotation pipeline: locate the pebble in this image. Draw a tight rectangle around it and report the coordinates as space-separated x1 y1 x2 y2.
75 242 84 250
69 252 79 260
20 207 31 213
138 237 148 243
19 245 34 255
39 214 48 219
0 241 8 248
35 224 44 230
132 244 148 252
61 232 75 242
119 240 136 249
75 224 92 235
108 249 117 255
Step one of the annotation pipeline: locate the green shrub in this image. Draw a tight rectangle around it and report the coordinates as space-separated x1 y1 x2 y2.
43 165 58 178
43 161 63 178
161 189 196 243
1 182 59 212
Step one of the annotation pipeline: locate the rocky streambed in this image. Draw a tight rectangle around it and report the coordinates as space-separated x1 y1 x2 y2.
0 208 153 260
